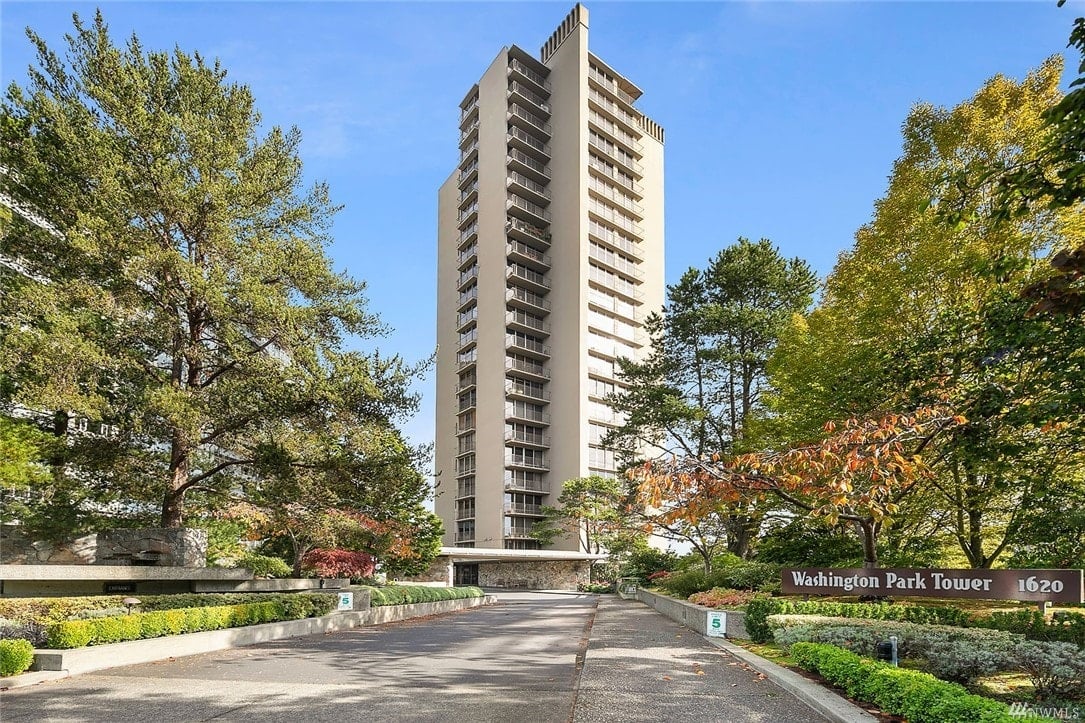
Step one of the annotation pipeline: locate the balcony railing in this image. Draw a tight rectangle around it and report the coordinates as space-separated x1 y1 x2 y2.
458 223 478 246
508 58 550 92
508 149 551 180
458 244 478 267
588 220 638 257
505 357 550 379
460 141 478 161
506 333 550 357
504 427 551 445
589 199 642 238
507 171 550 202
508 81 550 113
505 383 550 403
504 502 545 516
508 126 549 156
506 216 550 246
508 103 552 137
589 110 642 154
507 240 550 269
588 177 643 218
589 245 643 280
504 475 550 494
589 66 638 107
454 532 475 543
458 328 478 349
458 267 478 289
588 153 641 196
588 87 641 134
507 194 551 224
505 404 550 424
506 286 551 313
588 133 642 176
456 508 476 521
507 264 551 291
506 309 549 334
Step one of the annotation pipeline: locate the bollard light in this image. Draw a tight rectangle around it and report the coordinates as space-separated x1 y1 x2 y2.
123 597 141 614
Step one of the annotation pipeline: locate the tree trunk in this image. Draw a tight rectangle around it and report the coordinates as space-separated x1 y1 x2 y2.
161 435 189 528
858 519 879 569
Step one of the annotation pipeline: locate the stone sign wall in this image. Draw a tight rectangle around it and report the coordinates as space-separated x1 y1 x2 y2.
477 560 590 591
0 525 208 568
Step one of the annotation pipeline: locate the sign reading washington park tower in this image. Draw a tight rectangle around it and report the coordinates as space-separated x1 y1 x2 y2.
782 568 1084 604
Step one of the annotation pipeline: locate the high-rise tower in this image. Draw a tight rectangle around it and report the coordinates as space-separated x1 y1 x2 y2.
435 4 664 551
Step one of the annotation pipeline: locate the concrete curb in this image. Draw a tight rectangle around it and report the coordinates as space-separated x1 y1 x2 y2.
706 637 878 723
0 594 496 689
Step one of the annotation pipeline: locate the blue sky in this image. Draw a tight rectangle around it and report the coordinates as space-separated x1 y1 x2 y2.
2 1 1079 470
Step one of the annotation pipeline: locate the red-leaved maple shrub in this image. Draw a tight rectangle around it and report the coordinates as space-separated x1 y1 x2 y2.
300 548 376 579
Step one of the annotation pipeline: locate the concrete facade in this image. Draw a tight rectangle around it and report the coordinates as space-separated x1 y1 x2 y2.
435 3 665 552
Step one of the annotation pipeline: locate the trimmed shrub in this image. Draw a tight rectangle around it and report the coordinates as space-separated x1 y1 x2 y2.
771 614 1023 683
363 585 484 607
0 592 338 625
234 553 292 579
744 598 970 643
972 609 1085 647
0 639 35 677
789 642 1031 723
1014 640 1085 701
578 582 614 594
40 593 338 649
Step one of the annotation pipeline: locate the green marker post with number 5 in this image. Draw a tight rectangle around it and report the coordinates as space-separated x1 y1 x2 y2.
706 611 727 638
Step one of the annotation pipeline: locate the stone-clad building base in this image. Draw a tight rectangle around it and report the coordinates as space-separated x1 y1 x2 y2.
397 547 603 591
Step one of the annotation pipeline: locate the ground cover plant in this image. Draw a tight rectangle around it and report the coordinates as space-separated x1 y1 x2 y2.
0 639 35 676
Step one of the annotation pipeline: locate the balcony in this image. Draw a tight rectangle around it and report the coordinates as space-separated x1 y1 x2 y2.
456 374 477 392
459 182 478 205
504 427 551 446
588 199 642 238
505 383 550 404
507 264 550 293
460 140 478 162
508 80 550 114
457 396 477 414
456 439 476 456
507 126 550 160
588 220 638 257
589 110 642 155
458 223 478 248
507 149 550 182
506 286 551 313
458 243 478 268
457 350 477 369
588 87 641 136
505 454 548 472
506 333 550 359
506 240 550 272
505 356 550 380
458 328 478 351
456 508 476 521
507 193 551 226
504 474 550 494
459 120 479 148
589 65 639 108
504 501 546 517
457 285 478 310
508 102 552 138
588 153 642 197
458 201 478 225
455 420 475 434
458 160 479 187
506 216 550 247
588 176 643 219
589 245 643 280
508 58 550 93
457 267 478 291
459 100 478 127
506 309 550 335
588 133 642 177
505 404 550 425
454 531 475 543
507 171 550 206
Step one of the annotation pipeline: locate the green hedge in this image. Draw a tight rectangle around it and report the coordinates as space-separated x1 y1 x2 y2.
0 639 35 677
744 598 1085 647
0 592 338 625
363 585 484 606
43 594 337 649
789 642 1056 723
744 598 971 643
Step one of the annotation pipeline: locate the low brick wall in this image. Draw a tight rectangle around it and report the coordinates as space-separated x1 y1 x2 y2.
636 587 748 639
